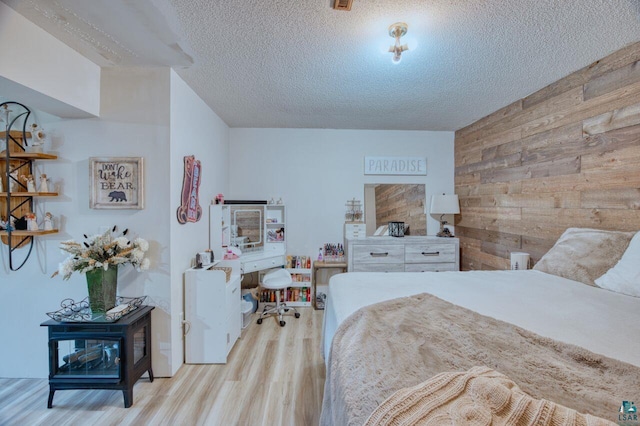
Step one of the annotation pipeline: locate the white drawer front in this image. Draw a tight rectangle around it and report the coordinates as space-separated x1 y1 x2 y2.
405 262 457 272
353 263 405 273
352 244 404 264
405 244 456 263
242 255 285 273
345 224 366 239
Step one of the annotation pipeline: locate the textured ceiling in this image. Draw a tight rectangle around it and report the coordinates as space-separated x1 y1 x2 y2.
3 0 640 130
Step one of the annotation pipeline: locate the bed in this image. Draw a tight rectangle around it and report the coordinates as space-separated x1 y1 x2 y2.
320 228 640 425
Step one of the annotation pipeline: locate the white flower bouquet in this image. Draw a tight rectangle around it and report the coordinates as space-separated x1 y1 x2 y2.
52 226 150 280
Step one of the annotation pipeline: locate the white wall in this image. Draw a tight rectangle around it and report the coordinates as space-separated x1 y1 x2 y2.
0 68 172 378
169 70 230 373
229 129 455 257
0 66 231 378
0 2 100 117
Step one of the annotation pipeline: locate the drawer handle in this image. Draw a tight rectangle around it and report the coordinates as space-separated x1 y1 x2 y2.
421 251 440 256
232 287 238 293
370 252 389 257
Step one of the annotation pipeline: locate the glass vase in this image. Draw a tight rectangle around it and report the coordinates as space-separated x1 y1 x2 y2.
86 266 118 314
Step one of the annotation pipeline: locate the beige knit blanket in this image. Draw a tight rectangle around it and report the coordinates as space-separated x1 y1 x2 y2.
320 293 640 426
364 366 615 425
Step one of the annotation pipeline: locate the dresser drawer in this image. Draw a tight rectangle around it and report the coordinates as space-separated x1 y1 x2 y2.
352 263 405 273
405 244 456 263
352 244 404 264
242 254 285 273
405 262 457 272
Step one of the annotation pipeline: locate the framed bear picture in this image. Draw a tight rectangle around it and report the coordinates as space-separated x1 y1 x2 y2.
89 157 144 209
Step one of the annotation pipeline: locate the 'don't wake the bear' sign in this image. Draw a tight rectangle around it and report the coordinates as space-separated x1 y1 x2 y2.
89 157 144 209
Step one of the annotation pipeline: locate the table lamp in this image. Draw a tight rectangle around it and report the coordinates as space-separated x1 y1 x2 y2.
430 194 460 237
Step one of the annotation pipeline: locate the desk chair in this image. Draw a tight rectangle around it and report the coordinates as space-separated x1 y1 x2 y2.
257 268 300 327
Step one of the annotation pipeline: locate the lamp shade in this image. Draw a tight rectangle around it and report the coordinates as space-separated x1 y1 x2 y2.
430 194 460 215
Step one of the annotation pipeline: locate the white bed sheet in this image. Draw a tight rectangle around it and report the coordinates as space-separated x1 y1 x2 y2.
322 270 640 367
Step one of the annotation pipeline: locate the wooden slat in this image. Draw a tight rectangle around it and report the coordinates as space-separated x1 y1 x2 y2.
480 155 580 184
581 144 640 172
583 101 640 136
457 86 583 146
456 100 523 142
581 188 640 210
521 168 640 194
460 192 580 209
522 79 640 138
584 59 640 101
522 208 640 231
455 152 521 176
522 41 640 109
456 226 521 248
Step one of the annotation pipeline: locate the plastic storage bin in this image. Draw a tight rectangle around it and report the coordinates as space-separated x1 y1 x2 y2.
241 300 253 329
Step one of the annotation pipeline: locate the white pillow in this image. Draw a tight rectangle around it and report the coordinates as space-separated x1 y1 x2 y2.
595 231 640 297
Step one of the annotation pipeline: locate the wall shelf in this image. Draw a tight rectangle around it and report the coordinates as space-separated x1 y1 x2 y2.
1 101 59 270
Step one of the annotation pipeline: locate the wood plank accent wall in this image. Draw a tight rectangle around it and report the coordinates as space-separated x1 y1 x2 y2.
454 41 640 271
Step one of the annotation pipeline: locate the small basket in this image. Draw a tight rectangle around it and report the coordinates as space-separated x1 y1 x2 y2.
209 266 232 282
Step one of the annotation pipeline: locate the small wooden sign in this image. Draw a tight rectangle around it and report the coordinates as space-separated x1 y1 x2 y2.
89 157 144 209
364 156 427 175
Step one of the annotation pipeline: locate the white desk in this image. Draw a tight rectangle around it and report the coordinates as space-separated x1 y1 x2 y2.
239 249 286 274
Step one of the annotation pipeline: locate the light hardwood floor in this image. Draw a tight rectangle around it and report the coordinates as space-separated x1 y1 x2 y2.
0 309 326 426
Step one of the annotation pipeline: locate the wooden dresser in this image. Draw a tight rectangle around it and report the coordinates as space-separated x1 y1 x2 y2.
346 236 459 272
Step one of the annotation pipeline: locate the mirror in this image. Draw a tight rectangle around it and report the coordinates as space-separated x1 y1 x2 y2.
230 205 263 250
364 184 427 236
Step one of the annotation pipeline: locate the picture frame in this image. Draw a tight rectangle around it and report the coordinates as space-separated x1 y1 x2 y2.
89 157 144 209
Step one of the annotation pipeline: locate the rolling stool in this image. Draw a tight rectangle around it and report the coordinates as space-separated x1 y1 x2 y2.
257 268 300 327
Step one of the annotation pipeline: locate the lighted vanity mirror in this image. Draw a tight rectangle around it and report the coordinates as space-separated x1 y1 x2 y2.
229 205 263 250
364 184 427 236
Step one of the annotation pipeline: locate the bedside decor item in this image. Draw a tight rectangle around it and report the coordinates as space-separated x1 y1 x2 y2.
25 212 38 231
52 226 150 314
430 193 460 237
388 221 405 237
28 123 45 153
43 212 54 231
345 198 363 222
176 155 202 224
510 252 530 270
38 173 50 192
21 174 36 192
89 157 144 209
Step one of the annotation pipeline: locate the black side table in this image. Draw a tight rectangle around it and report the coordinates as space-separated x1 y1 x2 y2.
41 305 154 408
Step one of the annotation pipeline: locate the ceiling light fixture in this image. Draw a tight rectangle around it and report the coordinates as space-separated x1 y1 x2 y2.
388 22 409 63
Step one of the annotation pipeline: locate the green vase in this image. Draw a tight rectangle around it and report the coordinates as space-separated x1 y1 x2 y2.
86 266 118 314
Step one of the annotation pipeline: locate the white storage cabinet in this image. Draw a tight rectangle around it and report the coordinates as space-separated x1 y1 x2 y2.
184 266 241 364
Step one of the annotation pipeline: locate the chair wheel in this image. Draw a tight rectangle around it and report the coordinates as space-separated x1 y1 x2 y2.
257 318 263 324
279 320 286 327
294 313 300 318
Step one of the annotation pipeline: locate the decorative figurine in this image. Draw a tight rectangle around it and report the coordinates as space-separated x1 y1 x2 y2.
29 123 45 153
21 174 36 193
25 212 38 231
10 170 19 192
38 174 49 193
43 212 54 231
